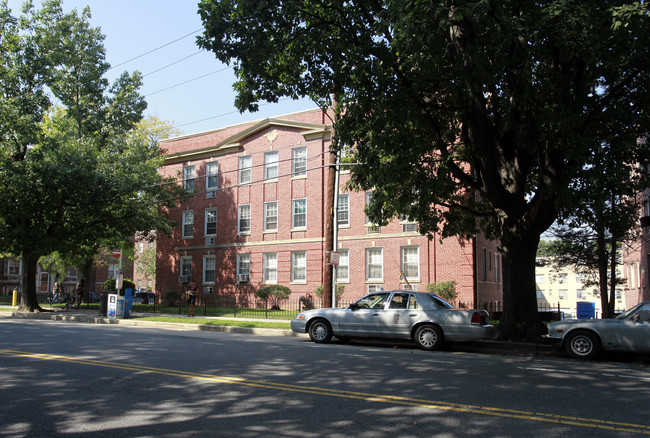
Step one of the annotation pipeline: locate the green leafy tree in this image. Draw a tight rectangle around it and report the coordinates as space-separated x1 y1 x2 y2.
425 281 458 304
198 0 650 340
255 285 292 310
0 1 184 312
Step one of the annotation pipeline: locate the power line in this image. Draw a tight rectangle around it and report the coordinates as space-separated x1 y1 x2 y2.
143 51 204 78
145 67 229 97
173 97 294 129
109 28 203 71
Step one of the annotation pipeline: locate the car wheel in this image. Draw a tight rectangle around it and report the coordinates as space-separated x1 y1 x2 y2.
414 324 443 351
308 319 333 343
565 330 601 360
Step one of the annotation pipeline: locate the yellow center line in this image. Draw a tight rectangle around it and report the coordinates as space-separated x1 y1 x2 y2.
2 348 649 434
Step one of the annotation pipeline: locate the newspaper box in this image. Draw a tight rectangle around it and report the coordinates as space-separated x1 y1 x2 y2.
107 294 125 319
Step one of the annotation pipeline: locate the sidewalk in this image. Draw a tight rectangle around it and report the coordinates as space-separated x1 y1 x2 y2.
1 306 556 356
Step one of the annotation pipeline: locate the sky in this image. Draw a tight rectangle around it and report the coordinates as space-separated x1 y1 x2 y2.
6 0 318 137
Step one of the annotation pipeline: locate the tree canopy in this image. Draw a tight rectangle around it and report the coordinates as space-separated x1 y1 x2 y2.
198 0 650 340
0 0 183 311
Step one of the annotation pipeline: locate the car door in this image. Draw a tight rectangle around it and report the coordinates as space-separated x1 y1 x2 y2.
338 292 389 337
379 293 423 339
617 309 650 352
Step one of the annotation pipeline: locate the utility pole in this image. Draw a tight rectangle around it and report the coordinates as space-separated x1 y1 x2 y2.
323 93 340 309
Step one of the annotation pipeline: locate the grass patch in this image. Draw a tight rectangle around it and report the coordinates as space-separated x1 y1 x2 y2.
137 316 291 329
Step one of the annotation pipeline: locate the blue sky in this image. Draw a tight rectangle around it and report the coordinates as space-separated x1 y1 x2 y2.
6 0 318 136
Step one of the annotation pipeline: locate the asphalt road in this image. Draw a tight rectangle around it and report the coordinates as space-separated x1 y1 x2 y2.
1 316 650 437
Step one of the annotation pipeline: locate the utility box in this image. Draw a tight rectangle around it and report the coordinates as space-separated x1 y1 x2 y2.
107 294 125 319
124 288 133 318
576 301 596 320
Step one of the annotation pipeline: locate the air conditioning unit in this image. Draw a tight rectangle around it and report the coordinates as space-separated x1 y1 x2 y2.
206 191 216 199
178 275 191 284
238 274 250 283
205 237 215 245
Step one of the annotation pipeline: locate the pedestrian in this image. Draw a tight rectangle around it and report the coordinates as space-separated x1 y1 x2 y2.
74 279 85 309
186 280 199 317
64 291 71 310
51 281 61 304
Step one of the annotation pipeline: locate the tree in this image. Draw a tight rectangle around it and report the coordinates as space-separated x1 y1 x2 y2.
197 0 650 340
255 285 292 310
0 1 183 312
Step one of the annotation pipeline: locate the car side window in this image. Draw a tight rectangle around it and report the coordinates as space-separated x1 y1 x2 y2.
389 293 409 309
355 293 389 309
635 310 650 322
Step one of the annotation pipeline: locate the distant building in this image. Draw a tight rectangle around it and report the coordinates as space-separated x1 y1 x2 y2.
535 257 626 318
155 108 503 307
622 184 650 305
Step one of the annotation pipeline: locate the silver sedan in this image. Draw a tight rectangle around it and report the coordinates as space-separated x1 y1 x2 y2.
545 301 650 360
291 290 494 350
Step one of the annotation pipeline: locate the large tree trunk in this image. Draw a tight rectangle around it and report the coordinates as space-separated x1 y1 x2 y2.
19 252 44 312
498 229 546 342
608 234 617 317
596 226 610 318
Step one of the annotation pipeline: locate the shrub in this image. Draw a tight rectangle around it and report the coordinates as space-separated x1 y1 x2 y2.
103 278 136 296
425 281 457 302
314 284 345 302
165 290 180 306
256 285 291 310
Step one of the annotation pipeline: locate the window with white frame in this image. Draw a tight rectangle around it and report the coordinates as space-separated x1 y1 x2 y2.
5 259 20 276
238 155 252 184
366 247 383 281
292 146 307 177
203 255 216 284
577 289 586 300
263 253 277 283
559 289 568 299
535 274 545 283
206 162 219 190
237 254 250 283
292 199 306 229
365 191 374 224
494 253 501 282
401 246 419 280
336 249 349 282
180 257 192 279
291 251 307 282
264 201 278 231
337 194 349 227
205 208 217 236
238 205 251 234
182 210 194 238
183 165 195 191
264 151 279 180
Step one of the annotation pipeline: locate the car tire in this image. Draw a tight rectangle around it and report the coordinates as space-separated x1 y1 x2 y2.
565 330 601 360
308 319 333 343
414 324 443 351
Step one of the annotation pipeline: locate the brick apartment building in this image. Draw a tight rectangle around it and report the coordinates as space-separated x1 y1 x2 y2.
156 108 503 307
622 186 650 305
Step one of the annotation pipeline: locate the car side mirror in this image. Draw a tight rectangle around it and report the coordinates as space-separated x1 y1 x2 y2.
348 303 359 311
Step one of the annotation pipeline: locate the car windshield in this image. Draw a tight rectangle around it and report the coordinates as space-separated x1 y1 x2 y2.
617 302 646 319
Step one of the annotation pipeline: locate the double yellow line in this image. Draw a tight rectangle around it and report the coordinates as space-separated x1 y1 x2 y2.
2 348 649 435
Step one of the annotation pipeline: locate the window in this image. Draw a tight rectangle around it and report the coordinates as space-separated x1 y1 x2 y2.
239 155 252 184
205 208 217 236
5 259 20 276
494 253 501 282
180 257 192 280
263 253 277 283
558 273 568 283
183 165 195 191
366 247 383 281
292 146 307 177
138 242 144 253
265 151 279 180
577 289 586 300
401 247 419 280
238 205 251 234
291 251 306 282
559 289 568 299
203 256 216 284
237 254 250 283
336 249 349 282
535 274 545 283
292 199 306 229
206 162 219 190
365 191 374 224
182 210 194 238
536 290 544 298
108 265 118 279
337 194 349 227
264 201 278 231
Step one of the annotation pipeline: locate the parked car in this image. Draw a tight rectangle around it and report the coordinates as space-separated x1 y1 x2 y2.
291 290 494 350
134 290 156 304
88 291 100 303
545 301 650 360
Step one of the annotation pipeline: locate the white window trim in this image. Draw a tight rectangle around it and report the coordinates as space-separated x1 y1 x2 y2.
291 251 307 283
292 198 307 230
203 255 216 284
183 165 196 191
337 194 350 227
366 247 383 282
336 249 350 282
205 208 218 236
238 155 252 185
238 204 251 234
182 210 194 238
180 256 192 278
206 162 219 190
264 151 279 180
292 146 307 177
401 246 420 281
263 253 278 283
264 201 278 232
237 254 251 283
